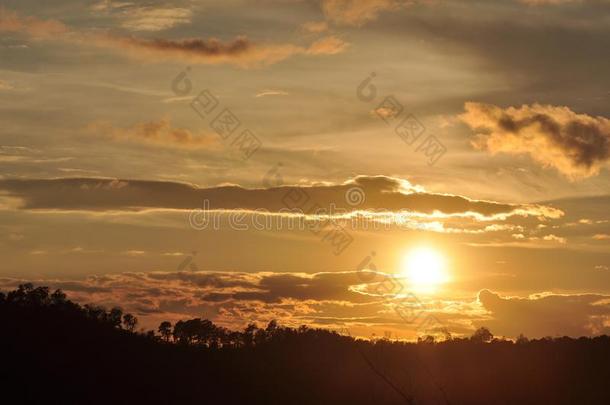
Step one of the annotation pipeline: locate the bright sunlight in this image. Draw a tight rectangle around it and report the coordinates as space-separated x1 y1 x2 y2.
401 247 449 292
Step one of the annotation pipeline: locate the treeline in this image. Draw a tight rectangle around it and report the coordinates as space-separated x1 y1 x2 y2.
1 283 139 330
2 284 610 405
0 283 583 349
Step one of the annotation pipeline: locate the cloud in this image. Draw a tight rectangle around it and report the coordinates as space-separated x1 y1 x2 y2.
541 234 567 244
4 271 606 339
0 8 348 67
101 34 348 67
0 175 563 220
461 102 610 180
99 35 257 64
478 289 610 338
519 0 584 4
301 20 329 33
0 269 470 337
109 34 347 66
255 89 289 98
0 7 68 38
321 0 406 26
305 35 348 55
87 119 219 149
92 0 193 32
0 80 14 91
0 270 388 330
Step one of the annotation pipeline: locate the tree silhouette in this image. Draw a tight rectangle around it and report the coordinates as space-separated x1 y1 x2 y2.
122 313 138 332
50 289 67 305
516 333 529 345
108 307 123 328
158 321 172 342
3 284 610 405
471 327 493 343
243 323 258 347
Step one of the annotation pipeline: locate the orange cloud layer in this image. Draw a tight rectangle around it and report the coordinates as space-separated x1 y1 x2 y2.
0 8 348 67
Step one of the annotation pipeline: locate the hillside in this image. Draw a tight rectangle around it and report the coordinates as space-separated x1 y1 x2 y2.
1 284 610 404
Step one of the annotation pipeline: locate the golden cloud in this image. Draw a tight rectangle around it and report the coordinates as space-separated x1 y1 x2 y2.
461 102 610 180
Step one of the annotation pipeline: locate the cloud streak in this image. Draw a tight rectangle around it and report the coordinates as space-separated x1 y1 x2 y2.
321 0 406 26
87 119 219 149
0 7 68 38
0 8 348 67
99 34 348 66
0 175 563 220
92 1 193 32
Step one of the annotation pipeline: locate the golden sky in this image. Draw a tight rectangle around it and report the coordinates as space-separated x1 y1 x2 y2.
0 0 609 339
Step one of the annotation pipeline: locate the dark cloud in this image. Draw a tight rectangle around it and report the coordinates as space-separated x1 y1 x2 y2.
0 175 563 219
369 0 610 106
95 33 348 66
104 35 255 63
477 289 610 338
228 271 388 304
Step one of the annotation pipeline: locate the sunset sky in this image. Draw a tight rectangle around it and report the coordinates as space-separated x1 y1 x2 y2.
1 0 609 340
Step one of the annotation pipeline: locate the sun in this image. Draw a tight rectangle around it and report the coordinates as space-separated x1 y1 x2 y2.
401 247 449 292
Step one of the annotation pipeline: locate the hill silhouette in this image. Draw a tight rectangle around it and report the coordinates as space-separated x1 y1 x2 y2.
1 284 610 404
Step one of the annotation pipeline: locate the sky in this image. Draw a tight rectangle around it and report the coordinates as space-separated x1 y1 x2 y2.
0 0 609 340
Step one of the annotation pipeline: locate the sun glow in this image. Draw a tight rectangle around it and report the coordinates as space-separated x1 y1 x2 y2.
402 247 449 292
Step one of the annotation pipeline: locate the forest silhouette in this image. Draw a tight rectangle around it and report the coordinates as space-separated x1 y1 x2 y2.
2 284 609 404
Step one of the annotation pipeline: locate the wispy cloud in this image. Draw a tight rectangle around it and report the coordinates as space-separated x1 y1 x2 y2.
0 7 68 38
321 0 406 26
0 79 14 91
0 8 349 68
300 20 329 33
87 119 219 149
255 89 289 98
92 0 193 32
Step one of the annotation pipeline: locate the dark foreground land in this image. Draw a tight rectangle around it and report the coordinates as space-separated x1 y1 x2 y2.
1 284 609 405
